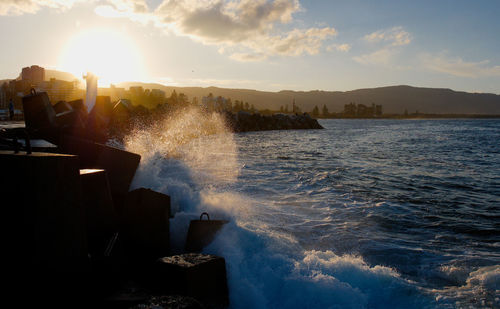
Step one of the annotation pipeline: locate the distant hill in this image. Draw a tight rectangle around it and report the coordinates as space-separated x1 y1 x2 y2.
117 82 500 115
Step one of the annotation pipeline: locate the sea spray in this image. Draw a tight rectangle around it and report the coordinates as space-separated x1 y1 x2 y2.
123 113 442 308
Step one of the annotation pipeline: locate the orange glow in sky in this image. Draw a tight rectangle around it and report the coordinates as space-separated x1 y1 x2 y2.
58 28 146 87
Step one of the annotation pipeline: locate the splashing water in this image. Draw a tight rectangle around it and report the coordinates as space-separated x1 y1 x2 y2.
123 117 499 308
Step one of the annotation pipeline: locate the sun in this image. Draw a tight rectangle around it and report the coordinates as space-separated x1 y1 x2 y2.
59 28 146 86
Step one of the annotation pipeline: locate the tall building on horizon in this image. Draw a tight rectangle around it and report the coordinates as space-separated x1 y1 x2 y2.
21 65 45 85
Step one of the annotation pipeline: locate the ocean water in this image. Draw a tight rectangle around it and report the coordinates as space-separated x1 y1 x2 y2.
124 113 500 309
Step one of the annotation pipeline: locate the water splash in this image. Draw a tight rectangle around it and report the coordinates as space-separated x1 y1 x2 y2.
125 107 240 185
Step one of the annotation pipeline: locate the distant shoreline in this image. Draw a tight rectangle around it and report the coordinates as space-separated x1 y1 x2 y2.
316 114 500 120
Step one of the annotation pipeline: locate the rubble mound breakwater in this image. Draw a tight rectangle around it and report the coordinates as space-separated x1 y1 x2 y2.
226 111 324 132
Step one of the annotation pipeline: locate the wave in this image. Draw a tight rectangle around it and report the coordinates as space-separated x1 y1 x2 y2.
123 113 498 308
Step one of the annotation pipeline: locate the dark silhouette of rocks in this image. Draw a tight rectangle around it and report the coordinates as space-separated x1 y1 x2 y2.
226 111 323 132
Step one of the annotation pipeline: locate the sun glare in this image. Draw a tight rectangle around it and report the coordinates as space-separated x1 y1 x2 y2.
59 28 146 86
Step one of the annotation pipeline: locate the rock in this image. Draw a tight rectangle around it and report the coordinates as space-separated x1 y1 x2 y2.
155 254 229 307
130 295 206 309
229 111 323 132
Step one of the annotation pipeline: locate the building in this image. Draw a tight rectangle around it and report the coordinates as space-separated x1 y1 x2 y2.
21 65 45 85
0 83 7 109
150 89 166 106
129 86 144 97
37 78 78 103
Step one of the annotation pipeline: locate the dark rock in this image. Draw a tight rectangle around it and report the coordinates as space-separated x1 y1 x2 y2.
121 188 171 263
229 111 323 132
130 295 206 309
185 212 228 253
155 254 229 307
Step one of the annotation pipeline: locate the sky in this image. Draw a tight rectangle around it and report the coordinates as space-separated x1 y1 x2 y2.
0 0 499 94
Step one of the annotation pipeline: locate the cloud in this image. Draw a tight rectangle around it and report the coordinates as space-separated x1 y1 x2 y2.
421 53 500 78
364 26 411 46
327 43 351 52
2 0 338 61
353 48 397 66
229 52 268 62
154 0 301 44
0 0 82 15
94 0 153 23
146 0 337 60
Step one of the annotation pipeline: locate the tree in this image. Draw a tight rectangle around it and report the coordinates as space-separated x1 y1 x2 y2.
244 102 250 111
169 90 178 106
280 105 284 113
225 98 232 111
322 104 329 117
178 92 188 105
312 105 319 117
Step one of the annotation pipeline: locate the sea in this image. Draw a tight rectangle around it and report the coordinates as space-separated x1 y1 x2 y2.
122 112 500 309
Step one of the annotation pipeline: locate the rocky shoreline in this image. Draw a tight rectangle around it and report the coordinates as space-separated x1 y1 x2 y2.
225 111 324 132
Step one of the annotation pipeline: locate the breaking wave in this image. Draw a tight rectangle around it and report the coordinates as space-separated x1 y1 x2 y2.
124 116 500 308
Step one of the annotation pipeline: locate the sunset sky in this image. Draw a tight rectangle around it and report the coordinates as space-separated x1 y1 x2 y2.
0 0 499 93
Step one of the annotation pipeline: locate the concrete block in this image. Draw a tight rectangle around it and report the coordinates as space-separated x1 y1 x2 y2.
156 253 229 306
68 99 88 121
53 101 73 114
57 135 141 206
0 151 88 273
86 96 113 142
121 188 171 262
22 90 57 132
185 213 228 253
80 169 118 257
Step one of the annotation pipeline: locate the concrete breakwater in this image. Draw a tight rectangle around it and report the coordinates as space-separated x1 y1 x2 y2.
0 91 230 308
